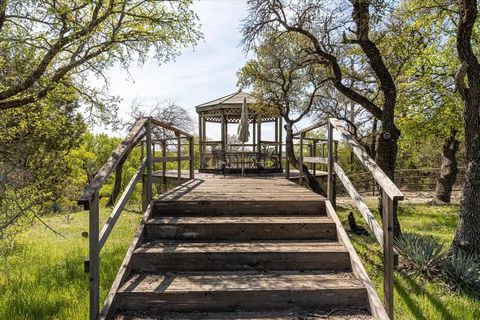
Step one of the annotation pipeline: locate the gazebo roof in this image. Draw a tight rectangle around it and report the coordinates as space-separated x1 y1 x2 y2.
195 90 257 112
195 90 279 123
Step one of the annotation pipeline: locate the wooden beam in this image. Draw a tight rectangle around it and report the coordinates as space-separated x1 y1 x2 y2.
189 137 194 180
325 201 390 320
327 122 335 208
293 121 327 136
98 161 145 251
279 117 283 169
88 191 100 320
161 140 167 185
152 156 191 163
150 118 192 138
78 118 147 207
145 119 153 208
177 132 182 184
198 115 203 170
299 133 304 185
330 118 404 201
383 192 395 319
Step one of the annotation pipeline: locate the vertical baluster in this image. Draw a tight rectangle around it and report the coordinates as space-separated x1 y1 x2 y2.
383 191 394 319
327 122 335 208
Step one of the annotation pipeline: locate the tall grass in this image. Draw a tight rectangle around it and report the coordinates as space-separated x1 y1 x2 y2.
0 206 141 320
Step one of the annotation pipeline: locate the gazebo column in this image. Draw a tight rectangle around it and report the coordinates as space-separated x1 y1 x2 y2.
252 117 256 151
198 114 203 169
279 117 283 168
221 111 226 154
257 118 262 152
275 118 279 154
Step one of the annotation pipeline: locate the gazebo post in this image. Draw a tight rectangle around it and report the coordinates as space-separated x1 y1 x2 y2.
252 117 256 152
279 117 283 169
275 118 279 154
257 118 262 152
221 111 226 155
198 115 203 170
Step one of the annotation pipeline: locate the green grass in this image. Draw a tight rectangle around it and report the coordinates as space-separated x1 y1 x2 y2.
0 206 142 320
337 201 480 320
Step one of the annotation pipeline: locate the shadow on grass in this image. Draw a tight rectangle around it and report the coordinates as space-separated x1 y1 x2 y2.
396 272 456 320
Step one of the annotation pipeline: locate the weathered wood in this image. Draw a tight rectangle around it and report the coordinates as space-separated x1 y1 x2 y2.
325 201 389 320
145 216 337 241
99 161 145 251
327 122 335 208
334 162 384 247
79 117 147 207
145 119 153 209
329 118 404 201
150 118 193 138
89 191 100 320
177 132 182 184
152 156 191 163
189 137 194 180
161 140 167 185
383 192 394 319
299 133 304 185
99 203 154 320
303 156 328 164
132 241 351 272
116 272 367 312
293 121 327 136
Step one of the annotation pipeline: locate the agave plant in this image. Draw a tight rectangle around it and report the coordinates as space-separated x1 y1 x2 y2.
442 250 480 298
394 233 446 278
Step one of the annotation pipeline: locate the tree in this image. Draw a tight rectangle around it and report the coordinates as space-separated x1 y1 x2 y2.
386 0 463 203
0 96 86 244
238 32 328 195
242 0 403 236
451 0 480 255
0 0 201 120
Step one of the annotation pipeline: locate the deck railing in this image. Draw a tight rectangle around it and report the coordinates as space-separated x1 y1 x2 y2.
295 118 404 319
77 117 194 320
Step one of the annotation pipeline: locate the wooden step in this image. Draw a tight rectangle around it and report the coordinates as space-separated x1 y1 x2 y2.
116 271 368 313
114 309 372 319
145 216 336 241
131 241 350 272
153 200 326 216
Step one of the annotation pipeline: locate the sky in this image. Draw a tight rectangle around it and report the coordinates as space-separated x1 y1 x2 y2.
96 0 251 139
94 0 313 141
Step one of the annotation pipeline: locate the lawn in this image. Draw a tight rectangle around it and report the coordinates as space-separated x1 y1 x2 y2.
0 205 143 320
0 199 479 319
337 200 480 320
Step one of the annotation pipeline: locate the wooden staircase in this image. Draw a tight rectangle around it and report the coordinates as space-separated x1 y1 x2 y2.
104 178 373 319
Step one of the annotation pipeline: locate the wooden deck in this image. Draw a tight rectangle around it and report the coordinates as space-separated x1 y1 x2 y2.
103 175 382 319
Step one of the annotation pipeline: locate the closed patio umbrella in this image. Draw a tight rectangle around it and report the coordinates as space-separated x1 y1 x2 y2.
237 97 250 175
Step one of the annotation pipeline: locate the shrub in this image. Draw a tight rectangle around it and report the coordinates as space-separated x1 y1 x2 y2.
442 250 480 298
394 233 446 278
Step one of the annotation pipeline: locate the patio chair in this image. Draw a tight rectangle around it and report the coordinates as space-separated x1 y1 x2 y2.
212 149 237 177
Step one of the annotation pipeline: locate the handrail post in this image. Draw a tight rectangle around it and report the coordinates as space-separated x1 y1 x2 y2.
89 191 100 320
383 190 394 319
176 132 182 184
327 122 336 208
189 137 194 179
145 119 152 208
299 133 304 185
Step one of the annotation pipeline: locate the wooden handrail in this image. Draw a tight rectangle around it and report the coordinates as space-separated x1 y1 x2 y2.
329 118 404 201
78 117 195 320
78 118 147 208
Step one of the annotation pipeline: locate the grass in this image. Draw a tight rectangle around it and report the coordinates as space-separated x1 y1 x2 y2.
337 200 480 320
0 205 143 320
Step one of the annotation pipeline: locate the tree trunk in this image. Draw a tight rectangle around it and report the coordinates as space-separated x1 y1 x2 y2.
285 122 326 196
435 131 459 203
107 161 124 207
375 110 402 238
452 0 480 255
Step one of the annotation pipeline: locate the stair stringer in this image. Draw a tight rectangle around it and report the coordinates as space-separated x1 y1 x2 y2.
99 202 154 320
325 200 389 320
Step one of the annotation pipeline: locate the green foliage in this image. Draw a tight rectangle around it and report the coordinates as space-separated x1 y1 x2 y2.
394 233 446 278
0 0 201 116
442 251 480 298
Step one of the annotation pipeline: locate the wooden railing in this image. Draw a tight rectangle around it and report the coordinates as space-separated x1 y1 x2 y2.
295 118 404 319
77 117 194 320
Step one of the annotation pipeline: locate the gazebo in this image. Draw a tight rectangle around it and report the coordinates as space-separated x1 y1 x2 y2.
196 90 283 173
